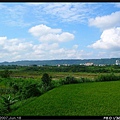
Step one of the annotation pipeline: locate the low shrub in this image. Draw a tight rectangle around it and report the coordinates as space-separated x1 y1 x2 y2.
51 80 62 88
39 84 53 94
95 73 120 82
59 76 78 85
78 77 92 83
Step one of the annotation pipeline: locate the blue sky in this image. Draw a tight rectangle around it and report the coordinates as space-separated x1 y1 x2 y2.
0 2 120 62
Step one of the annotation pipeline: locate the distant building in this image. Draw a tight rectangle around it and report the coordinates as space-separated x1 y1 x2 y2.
84 62 94 66
80 63 84 65
93 64 106 66
116 60 120 65
57 64 61 67
63 64 69 66
98 64 106 66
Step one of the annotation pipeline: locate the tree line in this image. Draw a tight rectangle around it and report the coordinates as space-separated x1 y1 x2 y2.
1 64 120 73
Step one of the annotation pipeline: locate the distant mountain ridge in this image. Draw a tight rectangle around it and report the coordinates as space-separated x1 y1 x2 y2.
0 58 120 66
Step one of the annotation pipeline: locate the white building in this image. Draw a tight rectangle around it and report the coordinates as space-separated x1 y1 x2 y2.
116 60 120 65
84 62 94 66
57 64 61 67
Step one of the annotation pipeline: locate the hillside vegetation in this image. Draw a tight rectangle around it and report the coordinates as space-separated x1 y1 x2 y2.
8 81 120 116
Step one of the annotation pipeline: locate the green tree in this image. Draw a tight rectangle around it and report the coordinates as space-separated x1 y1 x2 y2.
41 73 52 86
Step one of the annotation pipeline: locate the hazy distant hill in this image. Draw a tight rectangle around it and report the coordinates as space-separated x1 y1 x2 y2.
0 58 120 66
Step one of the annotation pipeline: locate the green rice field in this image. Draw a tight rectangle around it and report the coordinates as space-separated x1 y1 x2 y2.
8 81 120 116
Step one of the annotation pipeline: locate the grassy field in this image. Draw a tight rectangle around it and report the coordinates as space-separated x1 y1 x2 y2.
10 71 120 80
8 81 120 116
10 71 98 79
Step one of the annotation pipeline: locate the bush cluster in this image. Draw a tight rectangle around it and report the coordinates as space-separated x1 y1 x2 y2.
19 83 41 100
0 69 12 78
9 81 41 100
60 76 78 85
78 77 92 83
95 73 120 82
6 73 53 101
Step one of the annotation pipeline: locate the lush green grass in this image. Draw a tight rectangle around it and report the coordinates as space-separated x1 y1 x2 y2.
8 81 120 116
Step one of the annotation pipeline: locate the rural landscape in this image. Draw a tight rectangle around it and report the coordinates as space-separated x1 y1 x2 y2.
0 58 120 117
1 2 120 119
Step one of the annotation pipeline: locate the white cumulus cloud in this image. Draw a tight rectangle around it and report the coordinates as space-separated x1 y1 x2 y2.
29 24 62 37
89 27 120 50
0 36 93 62
0 36 34 61
89 11 120 30
29 24 74 43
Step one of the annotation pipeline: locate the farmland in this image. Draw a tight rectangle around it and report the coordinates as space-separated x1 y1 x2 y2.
0 64 120 116
0 64 120 79
8 81 120 116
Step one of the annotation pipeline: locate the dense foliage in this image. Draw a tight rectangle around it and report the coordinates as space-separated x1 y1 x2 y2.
96 73 120 82
0 95 18 114
0 69 12 78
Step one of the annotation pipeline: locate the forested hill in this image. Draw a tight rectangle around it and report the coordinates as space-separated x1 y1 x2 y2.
0 58 120 66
